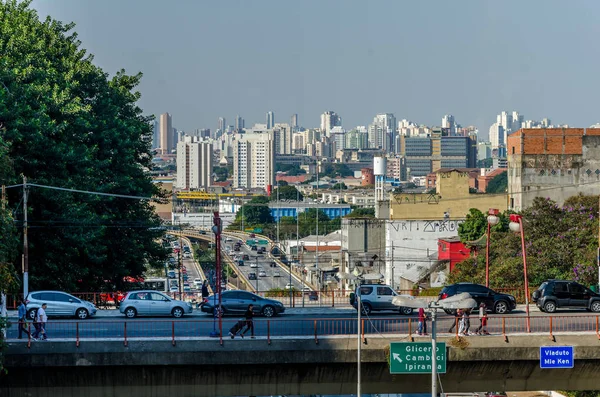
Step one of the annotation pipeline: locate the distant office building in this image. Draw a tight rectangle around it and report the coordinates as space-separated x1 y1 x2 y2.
233 132 275 190
478 141 492 161
320 111 342 137
176 138 213 190
217 117 226 139
159 113 173 155
266 111 275 129
400 130 477 177
330 126 346 152
292 132 305 154
291 114 298 130
235 115 244 131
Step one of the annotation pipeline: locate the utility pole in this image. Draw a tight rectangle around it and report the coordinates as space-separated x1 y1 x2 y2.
1 185 6 326
22 176 29 298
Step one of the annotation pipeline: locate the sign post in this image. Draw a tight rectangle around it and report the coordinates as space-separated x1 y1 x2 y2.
390 342 447 374
540 346 574 369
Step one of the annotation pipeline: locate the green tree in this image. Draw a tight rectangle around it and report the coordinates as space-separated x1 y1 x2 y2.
232 196 274 227
332 182 348 190
271 185 303 201
486 172 507 193
213 166 229 182
346 208 375 218
321 163 353 178
450 197 600 288
0 1 168 291
477 158 493 168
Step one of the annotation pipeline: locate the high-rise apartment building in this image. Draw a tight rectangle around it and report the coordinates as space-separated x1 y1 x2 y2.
368 113 396 151
159 113 173 155
152 120 160 150
273 123 292 155
345 127 369 149
292 132 305 154
217 117 226 139
266 111 275 129
320 111 342 137
291 114 298 130
176 138 213 190
330 126 346 152
442 114 457 135
235 115 244 131
233 132 275 190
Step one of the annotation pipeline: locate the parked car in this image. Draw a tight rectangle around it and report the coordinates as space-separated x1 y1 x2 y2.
26 290 97 320
248 272 257 280
438 282 516 314
533 279 600 313
201 290 285 317
119 290 193 318
350 284 413 315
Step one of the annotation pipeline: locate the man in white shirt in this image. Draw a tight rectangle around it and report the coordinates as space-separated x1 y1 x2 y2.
32 303 48 340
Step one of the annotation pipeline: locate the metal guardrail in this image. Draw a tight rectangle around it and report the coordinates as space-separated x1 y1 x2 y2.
6 315 600 347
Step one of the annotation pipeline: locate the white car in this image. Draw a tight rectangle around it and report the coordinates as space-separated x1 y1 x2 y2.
250 263 258 268
259 270 267 277
285 283 294 290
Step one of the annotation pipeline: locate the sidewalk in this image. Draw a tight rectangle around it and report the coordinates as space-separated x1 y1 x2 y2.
3 304 537 319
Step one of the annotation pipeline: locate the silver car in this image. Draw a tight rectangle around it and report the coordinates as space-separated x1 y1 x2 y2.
26 290 97 320
119 290 193 318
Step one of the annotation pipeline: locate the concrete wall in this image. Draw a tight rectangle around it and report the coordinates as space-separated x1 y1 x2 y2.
390 193 507 220
5 335 600 396
385 219 464 286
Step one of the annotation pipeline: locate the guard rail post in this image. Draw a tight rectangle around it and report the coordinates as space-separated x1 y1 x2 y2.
361 318 365 344
267 320 271 345
548 317 555 342
408 318 413 342
76 322 80 347
314 319 318 344
124 322 128 347
502 317 507 343
172 321 176 346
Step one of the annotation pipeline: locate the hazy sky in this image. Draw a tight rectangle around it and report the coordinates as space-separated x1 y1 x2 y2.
32 0 600 138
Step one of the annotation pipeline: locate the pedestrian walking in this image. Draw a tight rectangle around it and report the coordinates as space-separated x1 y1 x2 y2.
476 303 489 335
417 307 428 335
461 308 471 336
241 304 255 338
449 308 463 333
17 299 31 339
32 303 48 340
228 318 247 339
201 280 209 300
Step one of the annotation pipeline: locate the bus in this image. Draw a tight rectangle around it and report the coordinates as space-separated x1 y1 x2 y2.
142 278 168 292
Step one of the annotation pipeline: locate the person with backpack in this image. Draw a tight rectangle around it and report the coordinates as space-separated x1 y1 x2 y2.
449 308 462 334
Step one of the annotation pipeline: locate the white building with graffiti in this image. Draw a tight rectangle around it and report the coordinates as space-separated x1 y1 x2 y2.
385 219 464 289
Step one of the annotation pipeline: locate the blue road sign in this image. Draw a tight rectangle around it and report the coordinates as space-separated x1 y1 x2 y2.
540 346 574 368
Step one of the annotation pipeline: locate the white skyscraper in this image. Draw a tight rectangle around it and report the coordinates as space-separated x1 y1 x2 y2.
176 138 213 190
442 114 456 135
489 110 524 149
159 113 173 155
233 132 275 190
266 111 275 129
320 111 342 137
273 123 292 155
368 113 396 151
330 126 346 152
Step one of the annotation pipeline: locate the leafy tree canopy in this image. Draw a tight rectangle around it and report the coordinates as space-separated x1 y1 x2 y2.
332 182 348 190
486 172 507 194
450 196 600 288
271 185 303 201
275 164 306 176
0 0 168 291
346 207 375 218
321 163 353 178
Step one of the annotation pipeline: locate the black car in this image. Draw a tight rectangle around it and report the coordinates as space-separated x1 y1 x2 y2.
533 279 600 313
438 283 516 314
201 290 285 317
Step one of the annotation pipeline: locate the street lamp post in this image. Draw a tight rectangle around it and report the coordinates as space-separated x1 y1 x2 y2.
509 214 531 333
485 208 500 288
210 212 223 339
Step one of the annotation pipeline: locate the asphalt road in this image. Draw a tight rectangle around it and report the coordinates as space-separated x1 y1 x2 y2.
223 236 306 293
7 308 599 340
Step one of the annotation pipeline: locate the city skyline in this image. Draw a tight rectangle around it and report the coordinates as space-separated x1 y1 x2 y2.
32 0 600 138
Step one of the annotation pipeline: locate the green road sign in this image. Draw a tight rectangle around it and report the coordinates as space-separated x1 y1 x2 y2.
257 239 268 245
246 240 256 246
389 342 446 374
253 228 263 233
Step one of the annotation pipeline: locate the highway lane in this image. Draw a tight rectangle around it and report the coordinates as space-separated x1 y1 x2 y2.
223 236 306 293
7 309 599 340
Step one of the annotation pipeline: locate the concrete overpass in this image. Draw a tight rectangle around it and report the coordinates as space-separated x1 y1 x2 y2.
4 334 600 397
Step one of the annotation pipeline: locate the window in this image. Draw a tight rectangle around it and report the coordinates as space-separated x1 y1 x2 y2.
150 292 169 301
569 283 585 294
377 287 394 296
469 285 489 294
128 293 140 300
359 286 373 295
55 293 78 303
224 291 240 300
554 282 568 293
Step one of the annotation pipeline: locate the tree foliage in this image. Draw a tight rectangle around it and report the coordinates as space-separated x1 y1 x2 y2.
231 196 274 227
271 185 303 201
321 163 353 178
346 207 375 218
486 172 507 194
450 196 600 288
0 1 168 292
332 182 348 190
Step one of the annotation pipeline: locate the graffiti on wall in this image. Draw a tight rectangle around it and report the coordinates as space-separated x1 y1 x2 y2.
388 219 463 233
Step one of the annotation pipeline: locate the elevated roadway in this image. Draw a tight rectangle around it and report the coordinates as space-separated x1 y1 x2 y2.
4 334 600 396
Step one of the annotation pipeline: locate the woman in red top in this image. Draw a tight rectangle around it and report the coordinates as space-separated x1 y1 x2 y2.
417 307 428 335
